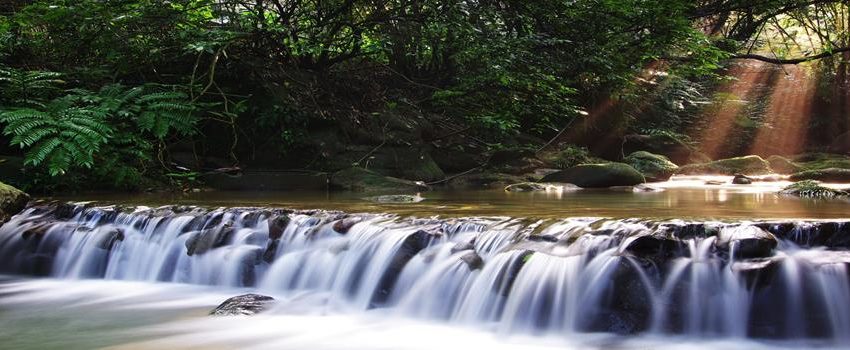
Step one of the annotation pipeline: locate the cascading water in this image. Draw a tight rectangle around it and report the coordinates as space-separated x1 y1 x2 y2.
1 202 850 344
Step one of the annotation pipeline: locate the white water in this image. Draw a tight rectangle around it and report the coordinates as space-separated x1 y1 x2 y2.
1 203 850 348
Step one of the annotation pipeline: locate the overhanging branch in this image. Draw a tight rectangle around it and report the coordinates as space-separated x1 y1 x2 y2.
731 47 850 64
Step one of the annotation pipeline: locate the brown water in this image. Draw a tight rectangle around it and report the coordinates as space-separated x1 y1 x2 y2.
49 176 850 220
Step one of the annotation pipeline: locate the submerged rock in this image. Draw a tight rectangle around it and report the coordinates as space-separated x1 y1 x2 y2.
623 151 679 182
364 194 425 203
210 294 275 316
540 163 645 188
504 182 578 192
676 155 772 176
780 180 848 198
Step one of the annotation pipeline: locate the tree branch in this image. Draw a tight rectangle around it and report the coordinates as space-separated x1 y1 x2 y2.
730 47 850 64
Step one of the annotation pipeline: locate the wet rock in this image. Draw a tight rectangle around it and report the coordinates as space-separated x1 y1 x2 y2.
677 155 772 176
540 163 646 188
364 194 425 203
732 174 753 185
780 180 848 198
450 241 475 254
185 223 235 256
624 234 680 259
332 217 363 234
371 229 442 305
459 251 484 271
94 227 125 250
263 239 279 263
267 214 290 239
330 167 429 193
623 151 679 182
447 172 525 190
704 180 724 185
790 168 850 183
0 181 29 224
716 226 777 259
504 182 548 192
209 294 275 316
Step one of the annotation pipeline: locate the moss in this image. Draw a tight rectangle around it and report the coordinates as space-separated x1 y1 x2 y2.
766 155 801 174
540 162 645 188
0 181 30 223
447 172 525 189
780 180 847 198
676 155 772 175
789 168 850 183
540 145 605 169
794 153 850 172
623 151 679 182
329 167 428 193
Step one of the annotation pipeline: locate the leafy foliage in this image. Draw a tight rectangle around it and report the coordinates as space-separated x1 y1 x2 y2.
0 83 196 186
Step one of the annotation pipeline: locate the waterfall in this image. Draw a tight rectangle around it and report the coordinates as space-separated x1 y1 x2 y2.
2 202 850 342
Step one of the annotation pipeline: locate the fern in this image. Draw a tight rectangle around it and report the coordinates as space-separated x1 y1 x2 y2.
100 85 197 139
0 99 112 176
0 67 65 107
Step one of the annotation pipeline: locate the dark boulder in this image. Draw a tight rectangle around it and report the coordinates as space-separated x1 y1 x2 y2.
540 163 645 188
459 251 484 271
371 229 442 305
332 217 363 234
209 294 275 316
716 226 777 259
185 223 235 256
732 174 753 185
267 214 290 239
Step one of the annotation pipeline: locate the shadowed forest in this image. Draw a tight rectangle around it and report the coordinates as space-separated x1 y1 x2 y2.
0 0 849 192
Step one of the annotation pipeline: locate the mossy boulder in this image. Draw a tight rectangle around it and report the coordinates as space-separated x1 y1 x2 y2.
789 168 850 183
793 153 850 172
676 155 772 175
447 172 526 189
623 151 679 182
622 134 695 165
539 145 604 169
330 167 429 193
0 181 29 223
539 163 646 188
766 155 801 174
780 180 848 198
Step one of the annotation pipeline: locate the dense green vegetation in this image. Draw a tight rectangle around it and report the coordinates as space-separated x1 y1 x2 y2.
0 0 848 192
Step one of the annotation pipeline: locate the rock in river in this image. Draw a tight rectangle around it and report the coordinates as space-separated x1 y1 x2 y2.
540 163 645 188
210 294 275 316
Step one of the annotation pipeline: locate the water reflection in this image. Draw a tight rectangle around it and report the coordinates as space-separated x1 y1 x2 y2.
49 176 850 220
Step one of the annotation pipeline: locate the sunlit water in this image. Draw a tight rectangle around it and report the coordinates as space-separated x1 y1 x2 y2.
47 175 850 220
3 176 850 349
